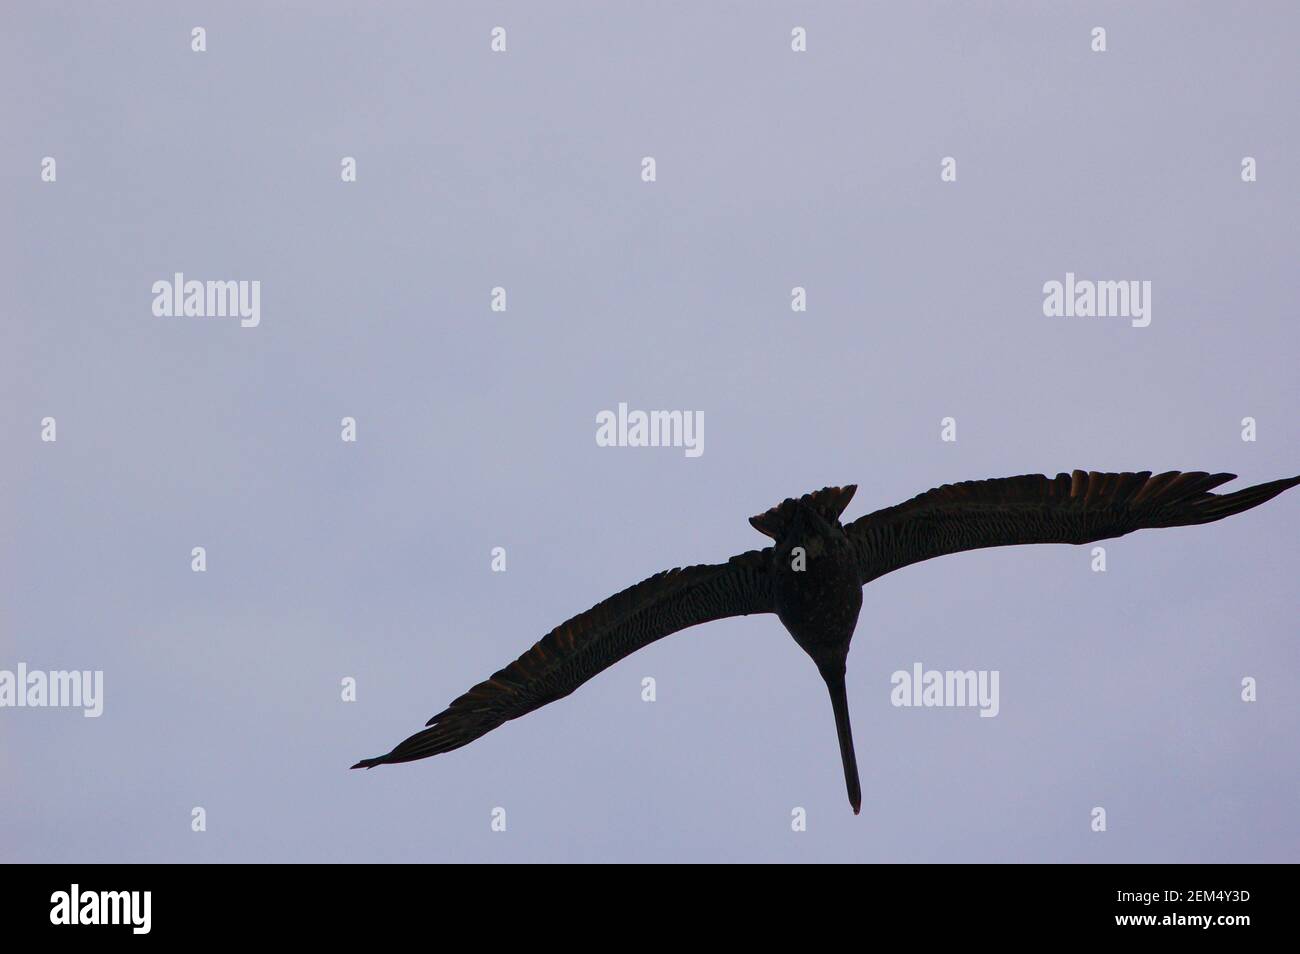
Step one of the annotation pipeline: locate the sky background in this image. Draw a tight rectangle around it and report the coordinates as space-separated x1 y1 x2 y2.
2 2 1296 863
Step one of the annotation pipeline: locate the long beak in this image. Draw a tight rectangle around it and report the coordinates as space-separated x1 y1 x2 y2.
821 667 862 814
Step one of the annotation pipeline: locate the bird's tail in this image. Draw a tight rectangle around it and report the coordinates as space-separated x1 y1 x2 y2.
821 667 862 815
750 485 857 539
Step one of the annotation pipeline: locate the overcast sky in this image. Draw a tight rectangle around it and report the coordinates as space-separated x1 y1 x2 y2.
2 2 1296 862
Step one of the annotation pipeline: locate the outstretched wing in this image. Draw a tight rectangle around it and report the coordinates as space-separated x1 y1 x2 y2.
353 549 774 768
847 470 1299 584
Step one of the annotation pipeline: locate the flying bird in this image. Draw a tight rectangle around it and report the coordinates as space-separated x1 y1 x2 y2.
353 470 1298 813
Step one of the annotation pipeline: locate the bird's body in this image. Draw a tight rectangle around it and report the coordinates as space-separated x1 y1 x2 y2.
754 487 867 810
353 469 1298 813
764 493 864 667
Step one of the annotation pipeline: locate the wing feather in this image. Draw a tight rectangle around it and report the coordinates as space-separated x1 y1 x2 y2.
847 470 1299 584
353 548 774 767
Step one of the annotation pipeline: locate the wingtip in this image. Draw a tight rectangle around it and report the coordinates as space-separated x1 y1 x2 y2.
350 757 382 770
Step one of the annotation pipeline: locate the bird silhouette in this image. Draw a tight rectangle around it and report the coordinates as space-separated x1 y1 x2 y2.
352 469 1298 813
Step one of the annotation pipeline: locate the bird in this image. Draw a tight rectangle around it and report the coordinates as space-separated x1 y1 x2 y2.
352 469 1298 813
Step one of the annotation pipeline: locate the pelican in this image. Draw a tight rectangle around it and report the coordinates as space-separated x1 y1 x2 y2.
353 470 1298 813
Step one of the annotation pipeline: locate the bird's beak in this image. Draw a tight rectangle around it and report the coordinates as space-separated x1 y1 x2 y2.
821 665 862 814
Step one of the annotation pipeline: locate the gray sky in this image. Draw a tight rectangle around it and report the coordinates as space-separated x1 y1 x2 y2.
2 2 1296 862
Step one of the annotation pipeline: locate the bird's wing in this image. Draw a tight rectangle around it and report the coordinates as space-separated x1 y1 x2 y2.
353 548 775 767
846 470 1299 584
